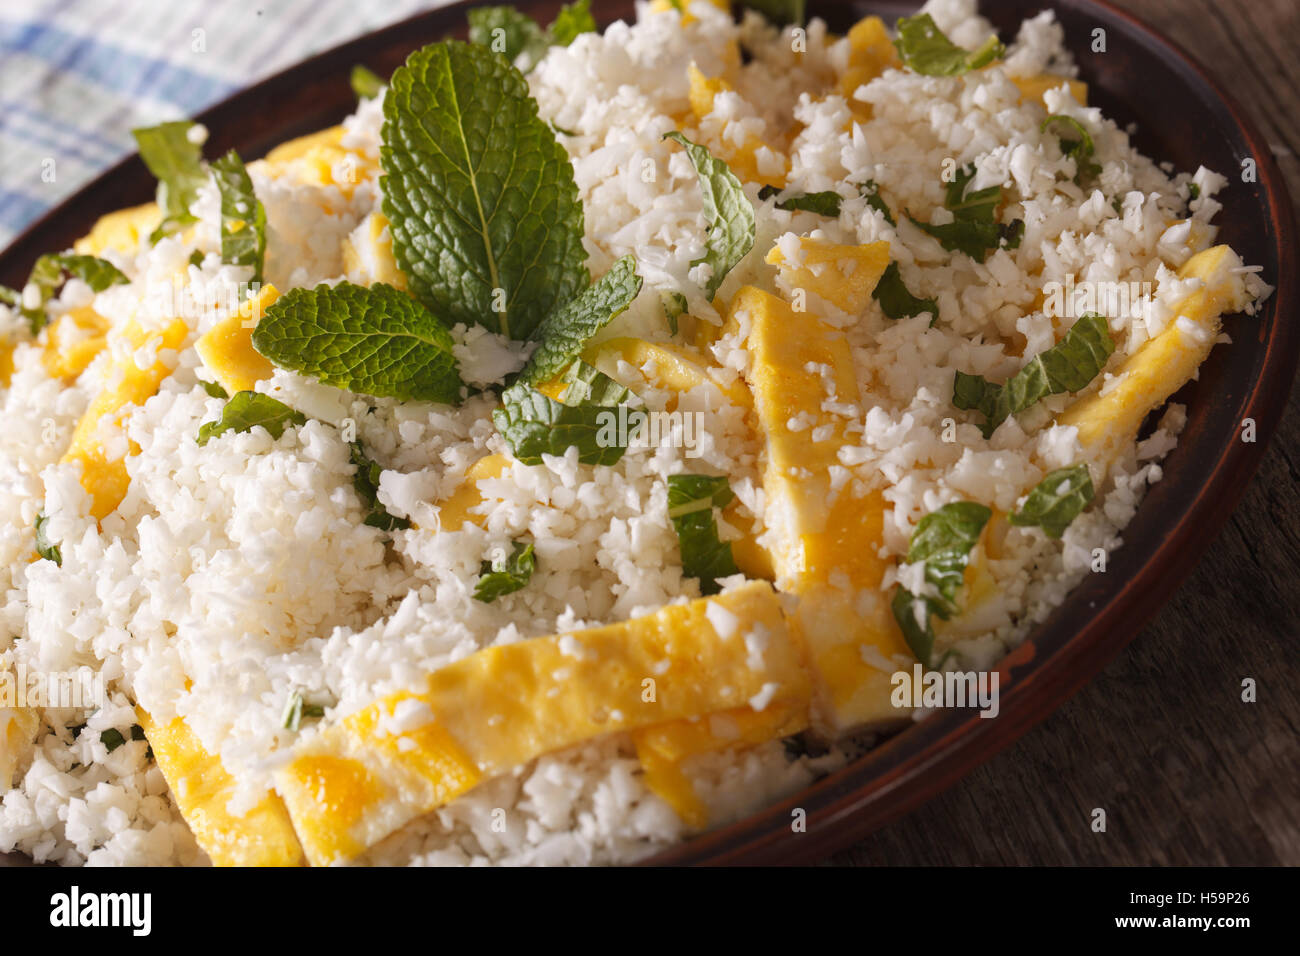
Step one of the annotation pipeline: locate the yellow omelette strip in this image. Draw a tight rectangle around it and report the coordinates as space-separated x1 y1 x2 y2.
260 125 374 200
275 580 805 865
839 16 902 114
1010 74 1088 108
1056 245 1247 466
137 709 304 867
194 284 280 396
431 453 510 532
765 238 891 315
73 202 161 257
737 285 913 734
62 316 190 520
649 0 729 26
41 304 111 383
686 64 788 189
1 707 41 790
632 697 808 829
341 212 408 292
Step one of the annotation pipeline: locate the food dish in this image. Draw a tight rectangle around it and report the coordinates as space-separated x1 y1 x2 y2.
0 0 1290 867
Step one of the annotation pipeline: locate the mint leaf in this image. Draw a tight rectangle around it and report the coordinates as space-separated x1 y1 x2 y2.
20 253 129 334
133 120 207 243
492 374 631 466
664 132 755 301
519 255 642 385
953 312 1114 437
197 391 306 446
872 261 938 321
557 360 628 406
382 40 587 341
907 501 991 613
474 540 536 602
667 474 740 595
211 150 266 284
351 64 385 100
1009 463 1094 538
252 281 462 404
349 441 412 532
0 285 19 308
758 186 843 217
661 290 688 336
943 163 1000 219
860 180 896 226
891 587 936 669
741 0 806 27
894 13 1004 76
467 6 549 72
1042 115 1101 185
892 500 990 666
549 0 596 45
35 511 61 566
908 163 1022 263
199 379 229 399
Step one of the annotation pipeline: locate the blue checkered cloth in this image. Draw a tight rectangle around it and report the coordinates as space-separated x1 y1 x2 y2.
0 0 445 247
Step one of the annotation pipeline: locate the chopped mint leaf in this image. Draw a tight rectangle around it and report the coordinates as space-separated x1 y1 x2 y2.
474 540 536 602
1188 183 1201 201
196 391 306 446
349 441 412 532
101 728 127 752
132 120 207 243
953 312 1114 437
908 163 1023 263
549 0 596 45
908 501 991 613
520 255 642 386
758 186 844 217
493 372 632 466
664 131 755 301
556 360 629 406
0 285 19 308
211 150 266 284
894 13 1004 76
667 473 740 595
35 511 61 566
860 180 896 226
662 290 689 336
742 0 807 27
944 163 1000 219
282 691 326 731
1042 115 1100 185
1008 463 1095 538
188 250 205 268
252 281 462 404
891 587 936 670
892 500 990 666
199 379 229 399
351 64 385 100
382 40 587 341
872 261 938 321
467 6 550 72
19 253 128 335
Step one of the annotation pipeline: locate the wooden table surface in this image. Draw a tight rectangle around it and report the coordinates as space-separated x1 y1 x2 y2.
836 0 1300 866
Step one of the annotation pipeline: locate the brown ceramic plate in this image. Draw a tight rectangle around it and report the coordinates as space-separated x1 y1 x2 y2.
1 0 1294 866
